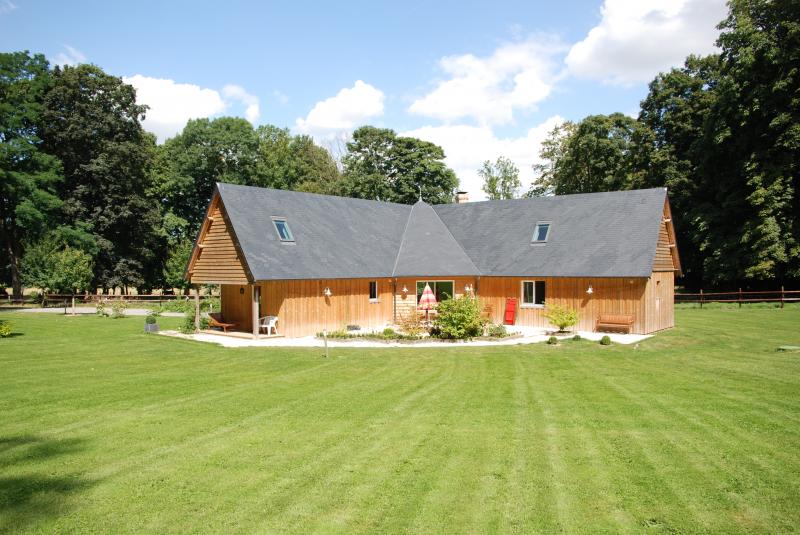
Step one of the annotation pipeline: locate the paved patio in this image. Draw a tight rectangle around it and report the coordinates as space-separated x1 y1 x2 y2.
158 326 651 348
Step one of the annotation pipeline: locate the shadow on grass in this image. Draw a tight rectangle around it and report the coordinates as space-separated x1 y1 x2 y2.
0 435 98 533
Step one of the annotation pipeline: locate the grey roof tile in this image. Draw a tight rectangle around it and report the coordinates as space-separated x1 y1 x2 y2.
214 183 667 281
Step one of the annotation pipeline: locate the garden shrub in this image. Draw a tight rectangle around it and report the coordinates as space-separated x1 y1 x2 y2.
572 334 582 341
95 301 107 316
145 315 157 325
433 295 486 339
180 313 208 333
600 335 612 345
486 324 507 338
397 312 426 337
0 320 12 338
544 303 579 332
110 300 128 318
382 327 395 336
547 336 558 345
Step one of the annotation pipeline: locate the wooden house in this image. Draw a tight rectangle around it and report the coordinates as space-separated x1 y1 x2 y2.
187 184 681 337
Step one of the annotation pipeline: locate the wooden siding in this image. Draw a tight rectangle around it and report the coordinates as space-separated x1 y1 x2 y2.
188 197 249 285
479 276 650 334
260 278 395 338
220 284 252 330
642 271 674 332
219 274 674 337
653 199 681 274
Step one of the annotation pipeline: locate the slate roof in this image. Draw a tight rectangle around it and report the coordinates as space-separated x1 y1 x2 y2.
214 183 668 281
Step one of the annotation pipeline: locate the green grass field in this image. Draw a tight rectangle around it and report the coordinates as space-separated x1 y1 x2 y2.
1 309 799 534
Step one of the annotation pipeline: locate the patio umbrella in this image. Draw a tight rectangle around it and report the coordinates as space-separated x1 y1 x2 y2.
418 283 437 322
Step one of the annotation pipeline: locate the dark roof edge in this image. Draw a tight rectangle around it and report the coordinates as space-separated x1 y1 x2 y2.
390 202 416 277
216 182 411 209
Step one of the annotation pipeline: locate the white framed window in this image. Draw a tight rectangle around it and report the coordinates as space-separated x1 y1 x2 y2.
415 280 455 304
521 280 546 307
531 221 551 243
369 280 379 302
272 217 294 242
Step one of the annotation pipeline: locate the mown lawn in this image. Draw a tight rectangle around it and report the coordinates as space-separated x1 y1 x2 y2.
1 309 799 534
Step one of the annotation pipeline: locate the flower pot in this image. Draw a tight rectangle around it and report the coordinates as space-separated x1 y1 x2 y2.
144 323 159 333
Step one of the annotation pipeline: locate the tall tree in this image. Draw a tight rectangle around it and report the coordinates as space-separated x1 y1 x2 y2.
0 51 63 298
39 64 166 292
152 117 259 240
708 0 800 282
342 126 458 204
479 156 521 200
529 114 654 197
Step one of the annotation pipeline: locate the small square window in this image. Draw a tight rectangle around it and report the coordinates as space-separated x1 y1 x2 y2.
272 218 294 242
532 222 551 243
522 280 546 307
369 281 378 301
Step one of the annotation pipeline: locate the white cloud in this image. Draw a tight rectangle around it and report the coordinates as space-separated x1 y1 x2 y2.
53 45 86 67
408 37 564 126
0 0 17 15
295 80 385 140
222 84 260 123
401 115 564 200
566 0 727 85
124 76 264 141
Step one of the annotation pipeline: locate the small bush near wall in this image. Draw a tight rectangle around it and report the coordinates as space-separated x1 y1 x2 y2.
544 304 579 332
398 313 426 337
180 313 208 333
0 320 12 338
547 336 558 345
486 324 508 338
600 335 612 345
110 300 128 319
433 296 487 340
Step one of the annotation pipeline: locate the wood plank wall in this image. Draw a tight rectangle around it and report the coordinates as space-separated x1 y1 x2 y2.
642 271 674 332
260 278 395 338
221 284 252 330
478 276 649 334
189 198 249 285
219 274 673 337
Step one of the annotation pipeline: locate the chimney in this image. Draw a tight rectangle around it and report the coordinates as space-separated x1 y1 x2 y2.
455 191 469 204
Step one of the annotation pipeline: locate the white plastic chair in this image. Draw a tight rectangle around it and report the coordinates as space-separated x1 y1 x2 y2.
259 315 279 335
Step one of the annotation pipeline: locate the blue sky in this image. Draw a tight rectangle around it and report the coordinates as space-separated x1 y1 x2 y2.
1 0 728 198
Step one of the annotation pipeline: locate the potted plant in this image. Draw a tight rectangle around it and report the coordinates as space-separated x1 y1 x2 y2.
144 314 159 333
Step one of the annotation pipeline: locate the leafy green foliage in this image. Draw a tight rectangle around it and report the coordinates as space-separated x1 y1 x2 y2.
486 324 508 338
479 156 521 200
543 304 579 332
21 239 93 293
432 295 487 339
163 240 193 292
529 114 653 197
39 64 166 291
145 315 157 325
600 335 612 346
110 300 128 319
572 334 582 341
342 126 458 204
0 320 11 337
547 336 558 345
0 51 64 298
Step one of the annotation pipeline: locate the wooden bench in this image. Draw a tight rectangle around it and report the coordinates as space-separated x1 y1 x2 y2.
208 312 237 333
595 314 635 334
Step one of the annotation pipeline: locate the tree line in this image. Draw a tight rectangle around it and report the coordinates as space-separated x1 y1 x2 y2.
0 56 457 298
522 0 798 289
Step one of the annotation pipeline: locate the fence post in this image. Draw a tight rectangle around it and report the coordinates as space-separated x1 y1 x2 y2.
781 285 785 309
700 289 704 309
738 288 742 308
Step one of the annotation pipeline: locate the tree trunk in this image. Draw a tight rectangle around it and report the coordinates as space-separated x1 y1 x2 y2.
5 238 23 299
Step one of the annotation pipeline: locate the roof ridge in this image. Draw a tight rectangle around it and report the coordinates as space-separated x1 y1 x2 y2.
425 202 482 276
390 202 417 277
216 182 412 208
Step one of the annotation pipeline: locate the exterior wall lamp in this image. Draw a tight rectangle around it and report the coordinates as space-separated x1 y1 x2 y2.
586 285 594 295
465 284 473 293
323 287 332 297
402 285 409 294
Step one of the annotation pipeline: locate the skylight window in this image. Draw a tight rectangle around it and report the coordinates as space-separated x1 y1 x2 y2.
532 222 551 243
272 218 294 242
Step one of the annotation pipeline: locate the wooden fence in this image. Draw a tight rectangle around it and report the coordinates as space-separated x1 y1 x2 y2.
674 287 800 308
